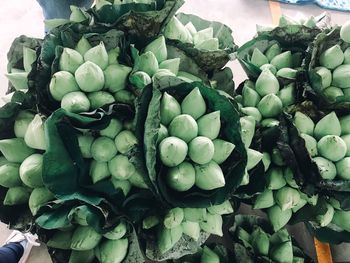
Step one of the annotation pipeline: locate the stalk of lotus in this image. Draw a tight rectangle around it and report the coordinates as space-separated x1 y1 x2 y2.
207 200 233 215
103 222 127 240
315 67 332 89
100 119 123 139
314 112 341 140
164 16 192 44
49 71 80 101
90 160 110 184
184 208 207 222
181 221 200 241
23 47 36 72
144 36 167 63
332 65 350 88
129 71 151 89
257 94 283 118
104 64 132 93
212 139 235 165
0 162 21 188
324 86 344 102
313 156 337 180
300 133 318 157
159 137 188 167
250 48 269 68
3 186 31 205
201 246 220 263
336 157 350 179
59 48 84 73
195 161 225 190
47 231 73 250
267 167 286 190
5 72 28 90
75 36 92 56
270 51 293 70
189 137 215 165
95 238 128 263
77 134 94 158
265 43 282 62
255 69 280 96
157 225 183 254
240 116 255 148
317 135 347 162
267 205 292 231
242 86 261 107
276 68 297 79
181 87 207 120
14 111 35 138
29 187 54 216
241 107 262 122
197 111 221 140
193 28 213 46
70 6 88 22
340 20 350 43
247 149 264 171
143 216 160 229
166 162 195 192
159 58 180 75
84 42 108 70
275 187 300 211
332 210 350 232
164 207 184 229
19 154 44 188
69 250 95 263
319 45 344 69
88 91 115 110
61 91 91 113
111 178 132 195
199 213 223 236
91 137 117 162
75 62 105 92
160 92 181 126
108 155 135 180
253 189 275 209
260 64 277 75
134 51 159 77
0 138 35 163
251 227 269 256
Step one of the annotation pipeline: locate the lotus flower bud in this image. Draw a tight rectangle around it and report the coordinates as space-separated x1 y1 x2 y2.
75 36 92 56
29 187 54 216
270 51 293 70
14 111 35 138
177 71 202 83
240 116 255 148
181 221 200 241
107 47 120 65
265 43 282 62
19 154 44 188
70 6 88 22
270 228 290 244
129 71 151 89
247 148 263 170
1 92 14 104
195 161 225 190
300 133 318 157
128 170 148 189
250 48 269 68
0 162 21 188
201 246 220 263
251 227 269 256
75 62 105 92
95 0 112 9
212 139 235 165
260 64 277 75
197 111 221 140
332 65 350 88
344 48 350 64
87 91 115 110
340 20 350 43
77 134 94 159
262 152 271 171
47 231 73 250
267 205 292 231
5 72 28 90
104 64 132 92
184 208 207 222
284 167 298 188
164 16 192 44
319 45 344 69
0 138 35 163
91 137 117 162
253 189 275 209
255 69 280 96
236 227 251 248
329 198 341 210
166 162 195 192
275 186 300 211
261 118 279 128
270 241 293 263
89 160 110 184
134 51 159 77
95 238 128 263
294 111 314 136
114 130 137 154
160 92 181 126
193 27 213 44
340 115 350 135
49 71 80 101
335 157 350 180
24 114 46 150
69 250 95 263
3 186 31 205
341 135 350 156
111 178 132 195
257 94 283 118
242 86 261 107
159 58 180 75
271 147 285 166
143 216 160 229
103 222 127 240
23 47 36 73
316 202 334 227
164 207 184 229
332 210 350 232
152 69 176 82
278 83 296 106
276 68 297 79
71 226 102 251
207 200 233 215
324 86 344 102
313 156 337 180
61 91 90 113
189 136 214 165
109 155 135 180
114 90 135 104
100 119 123 139
199 213 223 236
185 22 197 36
194 38 219 51
159 137 188 167
267 167 286 190
315 66 332 89
59 48 84 74
157 225 183 254
181 87 207 120
144 36 167 63
318 135 346 162
84 42 108 70
292 198 307 213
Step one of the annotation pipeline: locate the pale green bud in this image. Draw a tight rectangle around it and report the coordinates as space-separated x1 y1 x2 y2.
177 71 202 83
251 227 269 256
70 6 88 22
247 148 263 170
261 118 279 128
71 226 102 250
20 154 44 188
100 119 123 139
75 62 105 92
104 64 132 93
23 47 36 73
240 116 255 148
49 71 80 101
267 167 286 190
318 135 347 162
5 72 28 90
185 22 197 36
341 134 350 156
157 124 169 145
114 90 135 104
332 65 350 88
166 162 195 192
59 48 84 73
260 64 277 75
300 133 318 157
253 189 275 209
313 156 337 180
164 16 192 44
340 115 350 135
316 202 334 227
278 83 296 107
201 246 220 263
257 94 283 118
169 114 198 143
184 208 207 222
212 139 235 165
88 91 115 110
144 36 167 63
0 138 35 163
320 45 344 69
332 210 350 232
195 38 219 51
159 137 188 167
152 69 176 82
95 238 128 263
324 86 344 102
4 186 31 205
91 137 117 162
195 161 225 190
24 114 46 150
270 241 293 263
275 186 300 211
114 130 137 154
276 68 297 79
270 51 293 70
250 48 269 68
262 152 271 171
160 92 181 126
336 157 350 180
0 162 21 188
75 36 92 56
129 71 151 89
315 66 332 89
111 178 132 196
193 27 213 46
242 86 261 107
128 170 148 189
197 111 221 140
47 231 73 250
255 69 280 97
159 58 180 75
182 221 200 241
340 20 350 43
143 216 160 229
181 87 207 120
292 197 307 213
103 222 127 240
199 213 223 236
157 225 183 254
84 42 108 70
95 0 112 10
344 48 350 64
14 111 35 138
207 200 233 215
265 43 282 62
314 112 341 140
294 111 314 136
284 167 298 188
90 160 110 184
77 134 94 158
164 208 184 229
109 155 135 180
134 51 159 77
107 47 120 65
267 205 292 231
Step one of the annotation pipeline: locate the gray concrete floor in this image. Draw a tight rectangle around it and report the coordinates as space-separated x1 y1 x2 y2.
0 0 350 262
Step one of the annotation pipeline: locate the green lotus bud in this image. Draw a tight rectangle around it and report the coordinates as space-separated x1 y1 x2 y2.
318 135 347 162
319 45 344 69
75 36 92 56
91 137 117 162
250 48 269 68
267 167 286 190
185 22 197 36
207 200 233 215
276 68 297 79
336 157 350 179
0 138 35 163
134 51 159 77
144 36 167 63
341 135 350 156
251 227 269 256
278 83 295 107
260 64 277 75
156 124 169 146
329 198 341 210
23 47 36 73
184 208 207 222
271 148 285 166
201 246 220 263
257 94 283 118
193 27 213 45
89 160 110 184
177 71 202 83
332 65 350 88
107 47 120 65
114 90 135 104
253 189 275 209
195 38 219 51
71 226 102 251
270 228 290 244
129 170 148 189
267 205 292 231
111 178 131 195
77 134 93 159
157 225 183 254
95 238 128 263
247 148 263 171
315 66 332 89
332 210 350 232
270 241 293 263
75 62 105 92
0 162 21 188
237 227 251 248
104 64 132 92
3 186 31 205
314 112 341 140
303 16 316 28
195 161 225 190
316 202 334 227
164 207 184 229
100 119 123 139
240 116 255 148
262 152 271 171
324 86 344 102
70 6 88 22
5 72 28 90
159 58 180 75
197 111 221 140
143 216 160 229
212 139 235 165
292 197 307 213
169 114 198 143
103 222 127 240
159 137 188 167
166 161 195 192
129 71 151 89
108 155 135 180
241 107 262 122
95 0 112 9
271 51 293 70
152 69 176 82
20 154 43 188
344 48 350 64
275 186 300 211
181 221 200 241
87 91 115 110
59 48 84 74
300 133 318 157
29 187 54 216
69 250 95 263
47 231 73 249
114 130 137 154
13 111 34 139
84 42 108 70
284 167 298 188
1 92 14 104
160 92 181 126
294 112 314 136
265 43 282 62
44 18 70 31
181 87 207 120
255 69 280 97
164 16 192 44
341 20 350 43
261 118 279 128
49 71 80 101
340 115 350 135
242 86 261 107
199 213 223 236
235 95 243 105
313 156 337 180
24 114 46 150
